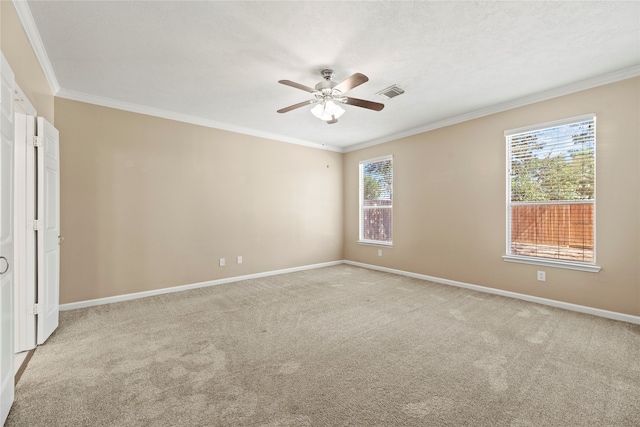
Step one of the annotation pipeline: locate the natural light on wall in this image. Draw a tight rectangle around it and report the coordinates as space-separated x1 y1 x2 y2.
504 114 600 272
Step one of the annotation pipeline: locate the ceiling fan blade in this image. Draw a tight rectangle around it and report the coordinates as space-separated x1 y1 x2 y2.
327 116 338 124
334 73 368 93
343 97 385 111
278 80 316 93
277 99 317 113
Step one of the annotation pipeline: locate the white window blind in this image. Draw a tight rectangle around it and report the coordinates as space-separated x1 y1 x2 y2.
506 114 595 264
359 156 393 244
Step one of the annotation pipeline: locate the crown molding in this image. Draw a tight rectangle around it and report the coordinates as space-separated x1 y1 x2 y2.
11 0 340 152
55 63 640 155
12 0 60 94
345 65 640 153
55 88 343 152
13 0 637 154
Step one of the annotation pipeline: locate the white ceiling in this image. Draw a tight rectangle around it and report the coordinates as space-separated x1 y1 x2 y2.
23 1 640 151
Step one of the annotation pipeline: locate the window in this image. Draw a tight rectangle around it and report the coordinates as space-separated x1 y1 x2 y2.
504 114 599 272
359 156 393 245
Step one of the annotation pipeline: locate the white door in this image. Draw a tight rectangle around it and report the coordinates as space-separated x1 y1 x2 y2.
14 110 37 353
36 117 59 345
1 52 16 425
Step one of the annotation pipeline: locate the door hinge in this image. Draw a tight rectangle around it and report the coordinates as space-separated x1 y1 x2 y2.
29 303 40 316
30 135 43 147
32 219 41 231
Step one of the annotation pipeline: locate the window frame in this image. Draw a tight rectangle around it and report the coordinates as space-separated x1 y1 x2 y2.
358 155 393 247
502 114 601 273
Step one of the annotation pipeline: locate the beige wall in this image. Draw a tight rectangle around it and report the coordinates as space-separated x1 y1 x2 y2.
1 1 54 121
55 98 343 303
344 77 640 316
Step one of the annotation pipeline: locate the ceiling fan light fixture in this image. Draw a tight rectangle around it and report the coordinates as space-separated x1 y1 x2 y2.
278 70 384 122
311 100 345 121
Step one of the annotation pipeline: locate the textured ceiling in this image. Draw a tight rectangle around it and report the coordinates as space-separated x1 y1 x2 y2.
25 1 640 151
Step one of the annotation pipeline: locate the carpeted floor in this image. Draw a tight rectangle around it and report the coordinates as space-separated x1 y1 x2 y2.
6 265 640 426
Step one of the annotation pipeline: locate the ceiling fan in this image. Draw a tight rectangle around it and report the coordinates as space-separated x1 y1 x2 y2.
277 69 384 124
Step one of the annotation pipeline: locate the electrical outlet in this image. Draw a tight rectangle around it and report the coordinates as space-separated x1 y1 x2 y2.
237 256 242 264
378 249 382 256
219 258 225 267
537 271 546 281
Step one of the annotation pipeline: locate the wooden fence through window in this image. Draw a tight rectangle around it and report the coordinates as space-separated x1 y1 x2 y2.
362 206 392 242
510 203 594 249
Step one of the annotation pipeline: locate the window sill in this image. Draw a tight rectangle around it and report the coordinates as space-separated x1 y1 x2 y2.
357 240 393 248
502 255 601 273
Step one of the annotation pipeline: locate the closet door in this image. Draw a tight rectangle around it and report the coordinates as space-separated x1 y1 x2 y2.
0 52 16 426
36 117 59 345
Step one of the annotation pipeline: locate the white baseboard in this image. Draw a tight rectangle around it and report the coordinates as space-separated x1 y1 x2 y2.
61 259 640 326
344 260 640 325
59 261 343 311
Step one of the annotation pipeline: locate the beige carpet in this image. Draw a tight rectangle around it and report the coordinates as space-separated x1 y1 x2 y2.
7 265 640 426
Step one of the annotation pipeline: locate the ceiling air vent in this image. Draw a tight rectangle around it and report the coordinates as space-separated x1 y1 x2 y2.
377 85 405 100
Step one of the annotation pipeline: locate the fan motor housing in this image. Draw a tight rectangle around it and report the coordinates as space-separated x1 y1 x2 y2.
315 69 339 91
315 81 338 90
